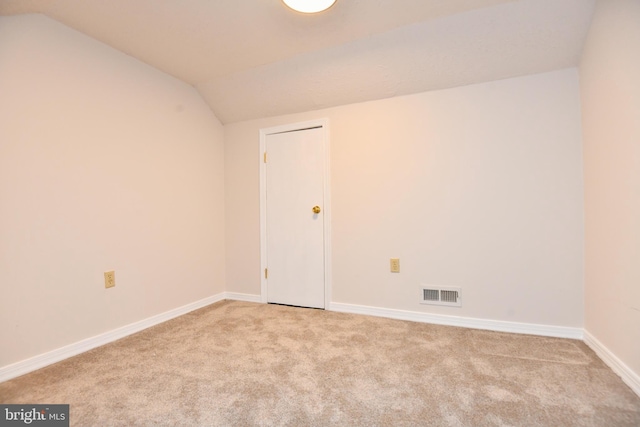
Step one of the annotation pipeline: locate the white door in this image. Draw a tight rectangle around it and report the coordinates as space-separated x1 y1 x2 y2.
265 127 325 308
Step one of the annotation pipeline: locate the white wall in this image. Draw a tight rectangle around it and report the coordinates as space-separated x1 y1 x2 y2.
225 69 585 327
0 15 226 367
580 0 640 379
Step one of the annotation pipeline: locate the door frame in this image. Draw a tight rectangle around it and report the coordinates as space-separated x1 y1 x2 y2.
259 118 332 308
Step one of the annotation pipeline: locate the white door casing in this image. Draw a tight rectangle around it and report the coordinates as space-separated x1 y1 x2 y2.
260 119 331 309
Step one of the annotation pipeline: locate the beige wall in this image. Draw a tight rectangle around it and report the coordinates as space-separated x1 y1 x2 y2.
0 12 597 372
581 0 640 377
225 69 585 327
0 15 226 367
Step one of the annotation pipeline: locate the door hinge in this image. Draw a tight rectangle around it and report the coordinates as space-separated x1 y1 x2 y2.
264 268 268 279
263 152 267 163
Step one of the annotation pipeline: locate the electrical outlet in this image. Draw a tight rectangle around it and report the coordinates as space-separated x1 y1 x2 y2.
104 271 115 288
390 258 400 273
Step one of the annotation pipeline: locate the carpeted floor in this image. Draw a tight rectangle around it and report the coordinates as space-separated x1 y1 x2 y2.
1 300 639 426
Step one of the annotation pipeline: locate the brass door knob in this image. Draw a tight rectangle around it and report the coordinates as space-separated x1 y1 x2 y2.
312 206 321 214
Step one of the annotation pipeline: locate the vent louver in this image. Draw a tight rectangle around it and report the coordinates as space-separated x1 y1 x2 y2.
423 289 439 302
421 286 462 307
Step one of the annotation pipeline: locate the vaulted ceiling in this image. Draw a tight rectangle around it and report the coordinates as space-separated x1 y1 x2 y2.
0 0 595 123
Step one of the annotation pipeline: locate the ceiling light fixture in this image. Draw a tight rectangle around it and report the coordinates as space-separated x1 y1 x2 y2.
282 0 337 14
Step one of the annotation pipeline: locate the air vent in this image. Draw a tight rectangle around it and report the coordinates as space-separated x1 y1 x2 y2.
421 286 462 307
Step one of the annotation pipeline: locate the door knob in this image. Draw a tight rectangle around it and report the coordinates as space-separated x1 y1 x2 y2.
312 206 321 214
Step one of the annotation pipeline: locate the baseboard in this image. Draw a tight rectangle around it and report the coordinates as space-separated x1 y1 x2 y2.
223 292 263 303
584 330 640 397
0 293 226 383
2 295 604 386
329 302 584 339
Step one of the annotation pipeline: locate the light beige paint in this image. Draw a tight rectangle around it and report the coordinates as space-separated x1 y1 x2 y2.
0 0 514 83
580 0 640 378
201 0 594 123
0 15 225 367
225 69 585 327
0 0 594 123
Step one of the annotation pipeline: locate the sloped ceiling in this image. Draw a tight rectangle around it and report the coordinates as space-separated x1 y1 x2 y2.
0 0 595 123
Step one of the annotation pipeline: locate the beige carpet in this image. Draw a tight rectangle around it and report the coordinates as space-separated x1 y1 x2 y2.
1 300 639 426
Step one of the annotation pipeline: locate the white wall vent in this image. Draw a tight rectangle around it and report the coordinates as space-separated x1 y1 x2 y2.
421 286 462 307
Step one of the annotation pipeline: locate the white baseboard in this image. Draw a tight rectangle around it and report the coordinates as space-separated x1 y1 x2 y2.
8 293 636 402
329 302 584 339
0 293 226 383
223 292 263 303
584 330 640 397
